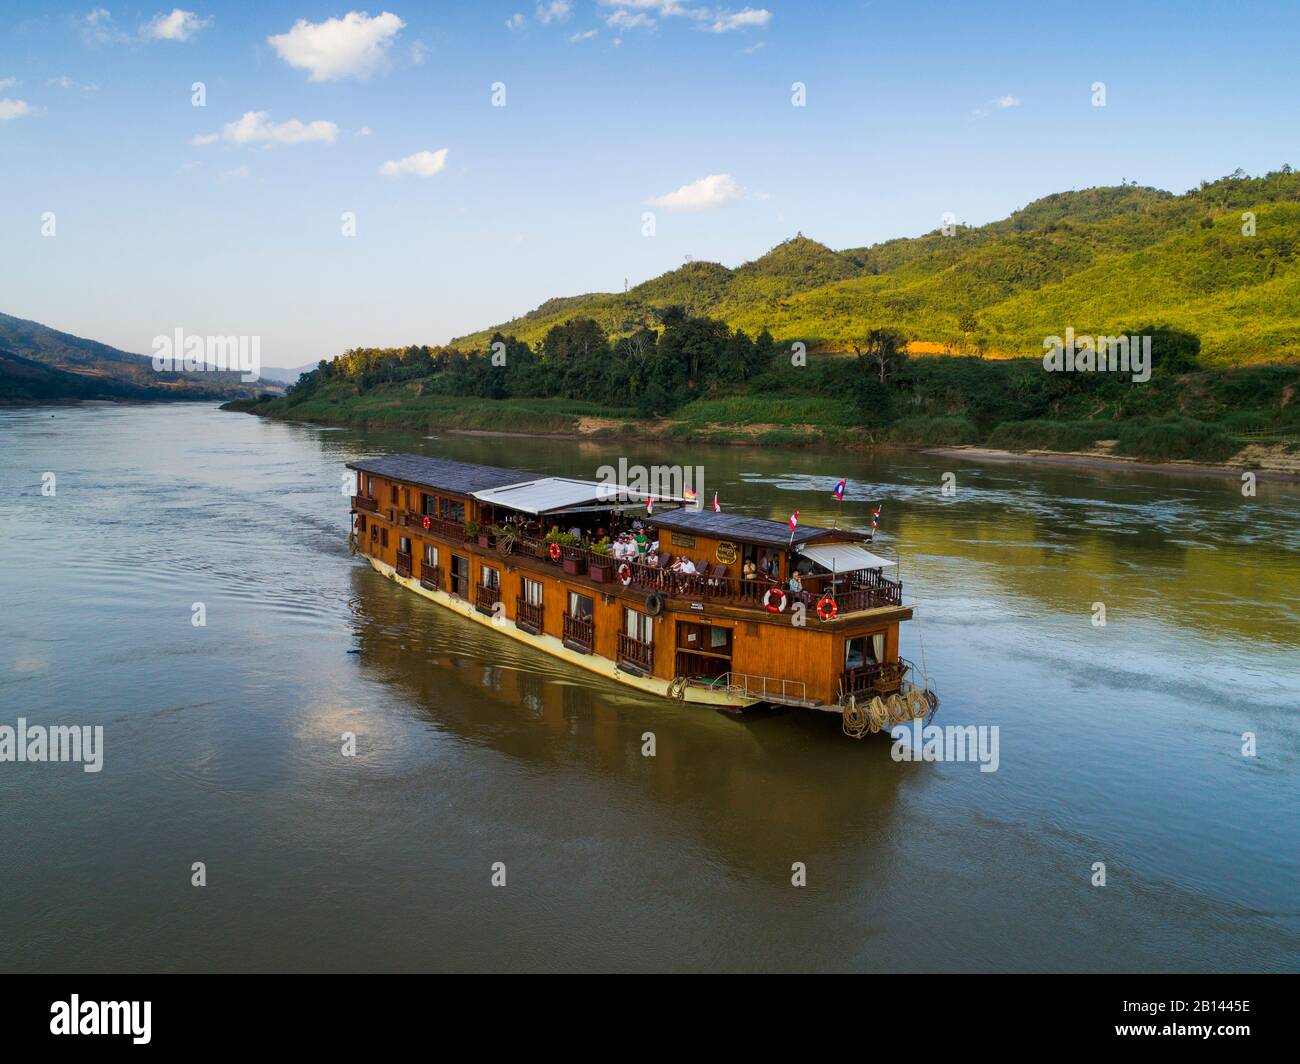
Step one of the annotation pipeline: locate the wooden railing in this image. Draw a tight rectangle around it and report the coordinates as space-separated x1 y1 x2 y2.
402 511 467 540
419 560 441 591
474 584 500 616
515 596 543 635
617 632 653 673
562 613 594 652
395 551 412 578
352 495 378 513
389 519 903 617
841 659 909 696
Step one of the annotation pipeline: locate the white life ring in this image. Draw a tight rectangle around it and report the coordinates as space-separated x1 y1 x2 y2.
617 562 633 586
763 586 787 613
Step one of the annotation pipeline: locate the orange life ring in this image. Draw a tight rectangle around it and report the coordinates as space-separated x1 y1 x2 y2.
817 595 837 621
617 562 633 586
548 542 562 560
763 586 787 613
422 515 431 530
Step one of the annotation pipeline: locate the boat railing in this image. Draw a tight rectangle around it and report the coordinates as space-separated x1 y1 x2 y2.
562 613 594 652
402 511 467 540
515 596 544 635
616 632 654 674
395 551 412 578
406 524 902 616
420 560 441 591
474 584 501 616
840 659 911 697
351 494 378 513
692 672 812 707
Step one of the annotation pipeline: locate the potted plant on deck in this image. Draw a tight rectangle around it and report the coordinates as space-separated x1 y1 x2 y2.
464 519 480 545
588 538 612 583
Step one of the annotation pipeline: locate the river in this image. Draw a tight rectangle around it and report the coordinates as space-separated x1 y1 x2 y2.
1 402 1296 972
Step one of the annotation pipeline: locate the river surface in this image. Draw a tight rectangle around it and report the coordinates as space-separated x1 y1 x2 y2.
1 402 1297 972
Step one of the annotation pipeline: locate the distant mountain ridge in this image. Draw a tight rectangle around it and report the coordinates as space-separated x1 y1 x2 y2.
0 312 264 403
454 170 1300 365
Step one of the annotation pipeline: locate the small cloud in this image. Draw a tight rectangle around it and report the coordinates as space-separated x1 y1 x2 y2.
973 94 1021 118
569 29 598 43
607 10 655 31
410 40 427 65
648 173 742 211
0 77 16 90
0 98 33 122
217 164 250 182
994 94 1020 108
267 11 406 81
194 111 339 146
47 75 98 92
77 8 130 46
536 1 572 24
142 9 211 42
356 126 372 137
379 148 449 178
707 8 772 33
741 41 764 54
506 13 526 31
190 132 218 145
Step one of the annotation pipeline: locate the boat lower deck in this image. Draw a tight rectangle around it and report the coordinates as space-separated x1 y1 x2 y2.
363 554 760 710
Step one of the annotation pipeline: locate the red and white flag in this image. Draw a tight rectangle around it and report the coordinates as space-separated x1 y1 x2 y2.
646 496 655 515
788 510 800 531
712 492 721 513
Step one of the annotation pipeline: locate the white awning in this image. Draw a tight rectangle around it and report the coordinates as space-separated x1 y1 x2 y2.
472 477 605 515
798 543 895 571
472 477 691 515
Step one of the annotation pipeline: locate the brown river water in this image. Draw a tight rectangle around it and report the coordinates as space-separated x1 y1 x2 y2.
0 402 1297 972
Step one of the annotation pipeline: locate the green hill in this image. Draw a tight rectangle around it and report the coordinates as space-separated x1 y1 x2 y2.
0 312 264 403
455 169 1300 365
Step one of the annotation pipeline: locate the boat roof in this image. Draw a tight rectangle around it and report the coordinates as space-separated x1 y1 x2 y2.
472 476 686 515
347 454 530 495
650 508 867 549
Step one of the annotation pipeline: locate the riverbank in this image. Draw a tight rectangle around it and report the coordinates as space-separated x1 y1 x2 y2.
224 391 1300 479
925 444 1300 481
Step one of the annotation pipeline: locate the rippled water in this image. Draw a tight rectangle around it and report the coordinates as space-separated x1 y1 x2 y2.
1 403 1297 972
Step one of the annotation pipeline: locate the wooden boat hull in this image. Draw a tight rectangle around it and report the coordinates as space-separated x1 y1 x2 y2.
364 555 760 710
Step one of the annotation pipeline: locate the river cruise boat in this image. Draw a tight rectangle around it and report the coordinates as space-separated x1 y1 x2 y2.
347 454 934 724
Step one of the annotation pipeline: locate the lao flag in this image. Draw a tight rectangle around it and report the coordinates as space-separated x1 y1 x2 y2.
712 492 721 513
789 510 799 531
832 478 846 501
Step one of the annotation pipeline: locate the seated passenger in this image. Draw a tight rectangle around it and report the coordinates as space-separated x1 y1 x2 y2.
742 559 757 580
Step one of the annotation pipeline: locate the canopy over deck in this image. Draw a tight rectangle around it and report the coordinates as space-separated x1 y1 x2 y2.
797 542 895 572
651 508 870 549
473 476 688 516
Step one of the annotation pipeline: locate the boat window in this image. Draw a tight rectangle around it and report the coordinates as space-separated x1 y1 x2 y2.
357 515 366 533
481 565 499 589
568 592 593 620
367 476 374 497
422 493 436 516
709 626 729 650
625 608 653 643
844 636 879 670
399 536 411 554
390 485 399 504
423 544 438 566
523 577 543 606
440 498 466 524
449 554 470 596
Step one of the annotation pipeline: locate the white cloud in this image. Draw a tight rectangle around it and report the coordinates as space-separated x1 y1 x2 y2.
506 13 526 31
143 9 211 42
217 164 250 181
607 9 656 30
356 126 372 136
0 98 32 122
973 94 1021 118
569 29 598 42
536 1 572 23
707 7 771 32
77 8 129 45
380 148 449 178
0 77 16 90
648 173 741 210
193 111 339 146
268 11 405 81
190 132 218 145
994 94 1020 108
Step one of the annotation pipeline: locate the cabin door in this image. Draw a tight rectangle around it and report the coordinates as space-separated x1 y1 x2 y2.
674 620 733 681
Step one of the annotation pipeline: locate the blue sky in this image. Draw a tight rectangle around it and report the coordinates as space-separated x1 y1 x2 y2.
2 1 1297 365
